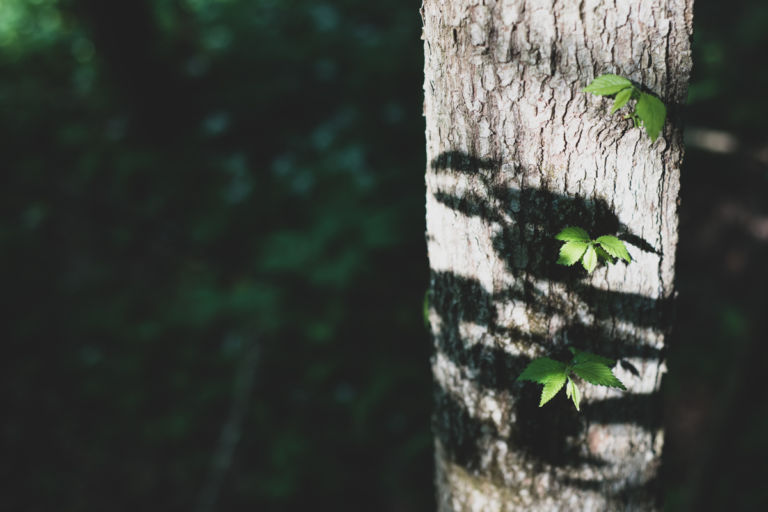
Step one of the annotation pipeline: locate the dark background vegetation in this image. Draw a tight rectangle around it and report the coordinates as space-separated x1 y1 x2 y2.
1 1 766 510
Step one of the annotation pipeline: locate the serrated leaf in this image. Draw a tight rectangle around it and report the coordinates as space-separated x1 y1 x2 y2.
517 358 567 384
571 349 616 367
595 245 615 263
581 245 598 273
539 372 567 407
635 92 666 141
583 74 633 96
596 235 631 262
611 87 633 113
557 241 589 266
568 377 581 411
572 362 626 389
555 226 590 242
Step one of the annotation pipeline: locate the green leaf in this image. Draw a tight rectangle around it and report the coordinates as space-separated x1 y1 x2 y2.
635 92 666 141
568 377 581 411
572 362 626 389
583 74 633 96
517 358 567 384
571 349 615 367
539 372 567 407
557 241 589 266
595 245 615 263
555 226 590 242
611 87 633 113
596 235 631 262
518 358 569 407
581 245 598 273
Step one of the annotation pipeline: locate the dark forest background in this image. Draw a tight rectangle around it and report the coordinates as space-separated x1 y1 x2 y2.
1 1 767 510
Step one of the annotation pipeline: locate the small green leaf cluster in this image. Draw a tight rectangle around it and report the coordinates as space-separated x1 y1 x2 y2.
517 348 626 411
555 226 630 274
583 74 667 142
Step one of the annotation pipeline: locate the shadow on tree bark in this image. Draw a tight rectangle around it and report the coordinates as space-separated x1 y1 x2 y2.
428 150 668 501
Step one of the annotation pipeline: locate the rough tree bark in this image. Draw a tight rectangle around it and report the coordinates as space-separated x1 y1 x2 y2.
423 1 693 510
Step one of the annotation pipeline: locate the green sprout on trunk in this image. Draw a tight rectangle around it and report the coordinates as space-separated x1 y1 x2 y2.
583 74 667 142
517 348 626 411
555 226 631 274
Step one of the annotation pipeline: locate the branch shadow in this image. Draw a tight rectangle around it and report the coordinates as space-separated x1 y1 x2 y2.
430 270 665 479
428 150 669 499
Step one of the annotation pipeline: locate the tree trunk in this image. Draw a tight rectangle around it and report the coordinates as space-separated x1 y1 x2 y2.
423 1 693 510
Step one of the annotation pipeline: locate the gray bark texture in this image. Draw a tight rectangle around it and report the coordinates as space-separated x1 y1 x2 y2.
422 1 693 510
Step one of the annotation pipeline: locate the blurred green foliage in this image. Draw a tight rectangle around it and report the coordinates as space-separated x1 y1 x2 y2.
2 1 431 510
686 2 768 139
